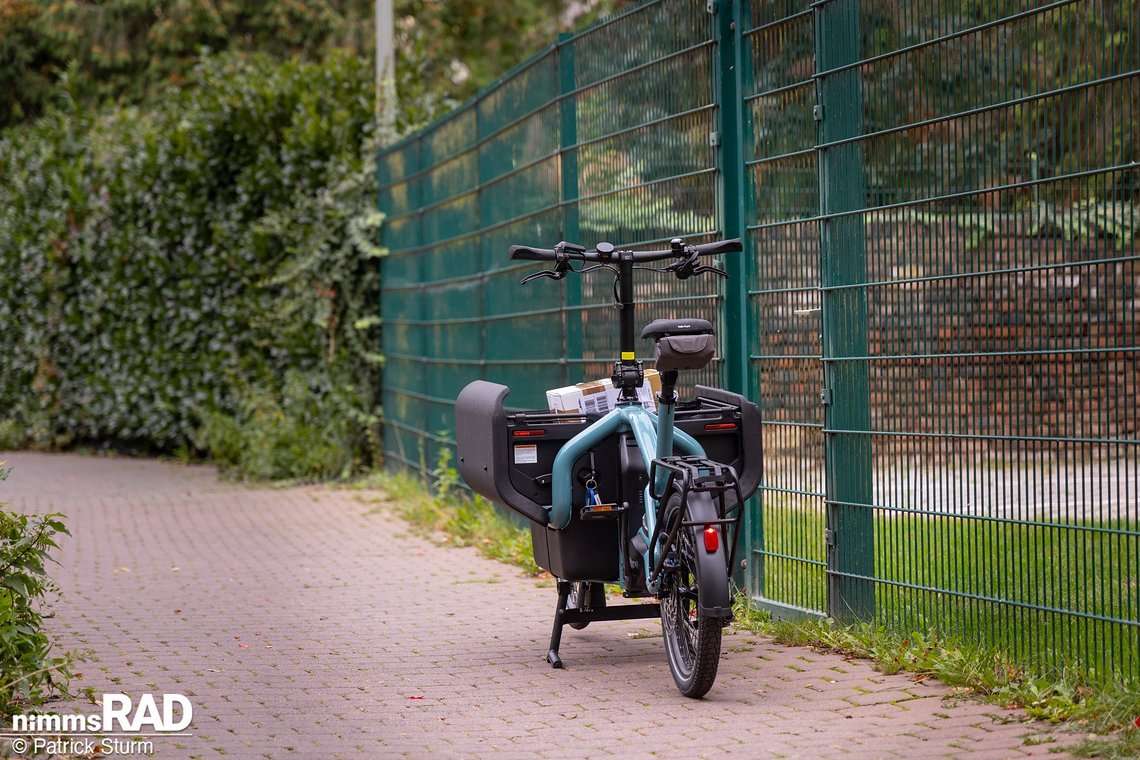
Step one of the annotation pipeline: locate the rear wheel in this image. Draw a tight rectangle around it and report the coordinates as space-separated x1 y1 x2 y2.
659 491 722 698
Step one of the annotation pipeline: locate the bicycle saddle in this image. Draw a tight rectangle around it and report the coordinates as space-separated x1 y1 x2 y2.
640 318 714 342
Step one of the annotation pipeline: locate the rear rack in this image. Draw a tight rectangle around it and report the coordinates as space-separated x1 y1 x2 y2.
646 455 745 585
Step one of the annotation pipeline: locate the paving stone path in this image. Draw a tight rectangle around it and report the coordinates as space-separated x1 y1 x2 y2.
0 452 1082 758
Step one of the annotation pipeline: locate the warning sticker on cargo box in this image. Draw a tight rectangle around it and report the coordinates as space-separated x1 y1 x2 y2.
513 444 538 464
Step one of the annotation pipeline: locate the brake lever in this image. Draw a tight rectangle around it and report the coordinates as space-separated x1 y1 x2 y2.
694 264 728 278
668 254 701 279
520 269 566 285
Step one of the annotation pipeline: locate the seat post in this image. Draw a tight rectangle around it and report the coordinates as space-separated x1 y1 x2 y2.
654 370 681 489
658 370 679 406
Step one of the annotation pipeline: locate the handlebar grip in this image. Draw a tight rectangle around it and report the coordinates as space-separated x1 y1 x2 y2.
690 238 743 255
509 245 558 261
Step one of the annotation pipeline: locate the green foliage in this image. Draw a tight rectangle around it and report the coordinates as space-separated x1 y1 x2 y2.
0 0 626 132
0 52 383 476
0 0 57 127
195 373 363 481
392 0 566 127
0 423 21 451
732 597 1140 746
0 465 72 717
392 0 630 130
0 0 374 122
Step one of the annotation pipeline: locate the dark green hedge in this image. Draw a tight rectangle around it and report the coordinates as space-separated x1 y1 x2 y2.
0 52 383 478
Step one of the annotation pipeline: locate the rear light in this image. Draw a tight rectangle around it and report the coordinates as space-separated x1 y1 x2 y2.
704 423 737 431
512 429 546 437
703 525 719 552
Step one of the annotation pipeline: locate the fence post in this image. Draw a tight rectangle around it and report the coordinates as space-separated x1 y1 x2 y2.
715 0 748 398
414 140 430 474
714 0 758 593
815 0 874 622
559 34 582 385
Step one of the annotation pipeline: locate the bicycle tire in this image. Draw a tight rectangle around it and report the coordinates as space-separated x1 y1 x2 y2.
658 489 722 698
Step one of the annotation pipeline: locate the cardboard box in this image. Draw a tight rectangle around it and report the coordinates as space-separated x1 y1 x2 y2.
546 369 662 415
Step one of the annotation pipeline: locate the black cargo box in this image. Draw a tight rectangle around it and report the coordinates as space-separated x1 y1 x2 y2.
455 382 761 581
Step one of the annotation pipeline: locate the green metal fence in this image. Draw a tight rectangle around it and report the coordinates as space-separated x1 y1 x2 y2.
378 0 1139 682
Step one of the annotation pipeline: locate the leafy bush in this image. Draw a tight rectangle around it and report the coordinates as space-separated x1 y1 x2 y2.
196 371 369 481
0 0 57 127
0 0 376 127
0 52 383 478
0 465 72 716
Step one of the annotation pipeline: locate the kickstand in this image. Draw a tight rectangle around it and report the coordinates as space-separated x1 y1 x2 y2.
546 580 571 668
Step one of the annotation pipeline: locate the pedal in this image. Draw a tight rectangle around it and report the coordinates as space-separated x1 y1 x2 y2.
580 503 625 520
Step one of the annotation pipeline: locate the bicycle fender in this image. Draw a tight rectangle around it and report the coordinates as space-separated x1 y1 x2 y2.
685 491 733 619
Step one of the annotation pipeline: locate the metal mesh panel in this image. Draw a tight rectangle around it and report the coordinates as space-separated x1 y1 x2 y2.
733 0 1138 677
377 0 724 477
379 0 1138 681
570 1 723 386
741 0 827 615
846 0 1138 677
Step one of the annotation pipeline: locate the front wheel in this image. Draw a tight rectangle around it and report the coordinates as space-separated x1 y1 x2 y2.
659 491 722 698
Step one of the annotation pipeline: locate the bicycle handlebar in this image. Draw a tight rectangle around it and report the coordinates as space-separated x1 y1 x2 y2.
508 245 565 261
508 238 742 265
686 239 743 256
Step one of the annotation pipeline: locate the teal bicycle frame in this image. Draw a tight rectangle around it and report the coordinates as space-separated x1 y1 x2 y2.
548 401 706 593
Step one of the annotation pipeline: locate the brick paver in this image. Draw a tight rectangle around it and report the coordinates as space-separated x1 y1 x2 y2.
0 452 1081 758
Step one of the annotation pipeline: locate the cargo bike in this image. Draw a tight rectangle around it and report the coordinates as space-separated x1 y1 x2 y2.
456 238 761 698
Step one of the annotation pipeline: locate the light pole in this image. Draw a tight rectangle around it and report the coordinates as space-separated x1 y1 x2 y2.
376 0 396 143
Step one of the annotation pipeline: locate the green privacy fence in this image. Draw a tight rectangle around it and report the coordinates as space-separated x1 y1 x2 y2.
378 0 1139 682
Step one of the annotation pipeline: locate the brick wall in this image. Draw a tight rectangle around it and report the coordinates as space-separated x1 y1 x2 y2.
757 209 1138 452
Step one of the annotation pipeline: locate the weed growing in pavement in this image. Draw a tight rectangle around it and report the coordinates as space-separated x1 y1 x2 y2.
732 597 1140 757
355 456 540 576
1067 730 1140 758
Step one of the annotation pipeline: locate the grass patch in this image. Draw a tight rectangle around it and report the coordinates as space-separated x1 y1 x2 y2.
1068 731 1140 759
733 596 1140 757
758 493 1138 682
353 464 541 576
